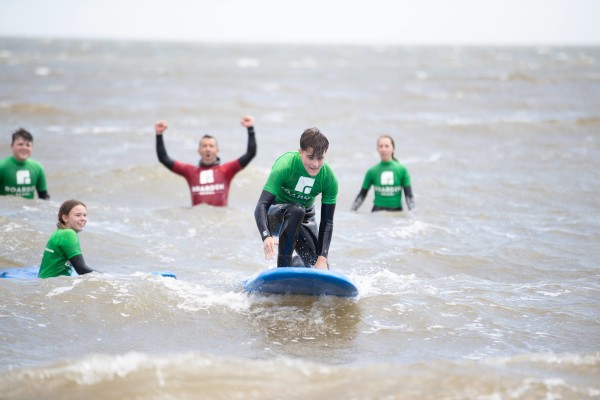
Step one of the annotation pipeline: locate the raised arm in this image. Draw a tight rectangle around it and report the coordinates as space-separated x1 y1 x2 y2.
238 115 257 168
154 120 175 170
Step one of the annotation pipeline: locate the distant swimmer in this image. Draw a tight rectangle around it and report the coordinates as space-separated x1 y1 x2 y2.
0 128 49 200
38 200 98 278
154 116 257 207
254 127 338 270
351 135 414 212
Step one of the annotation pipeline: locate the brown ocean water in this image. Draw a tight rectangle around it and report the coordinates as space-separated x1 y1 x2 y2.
1 37 599 399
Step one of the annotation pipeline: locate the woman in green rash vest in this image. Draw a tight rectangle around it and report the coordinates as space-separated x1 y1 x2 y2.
38 200 97 278
351 135 414 212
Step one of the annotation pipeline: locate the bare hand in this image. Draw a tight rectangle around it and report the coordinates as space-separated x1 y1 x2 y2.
155 120 168 135
313 256 328 270
263 236 276 260
240 115 254 128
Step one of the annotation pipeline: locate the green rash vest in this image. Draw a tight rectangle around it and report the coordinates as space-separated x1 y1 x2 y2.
263 151 338 207
0 156 48 199
38 228 82 278
361 160 411 209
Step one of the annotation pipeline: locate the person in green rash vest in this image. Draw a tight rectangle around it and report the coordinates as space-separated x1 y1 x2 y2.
38 200 97 278
0 128 49 200
351 135 414 212
254 127 338 270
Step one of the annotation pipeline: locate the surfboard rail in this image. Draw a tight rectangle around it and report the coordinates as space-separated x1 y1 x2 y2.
0 266 176 279
244 267 358 297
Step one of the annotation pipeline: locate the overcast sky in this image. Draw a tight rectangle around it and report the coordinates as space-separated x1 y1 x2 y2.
1 0 599 45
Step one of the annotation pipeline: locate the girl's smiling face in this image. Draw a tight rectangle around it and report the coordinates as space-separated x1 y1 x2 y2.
62 205 87 232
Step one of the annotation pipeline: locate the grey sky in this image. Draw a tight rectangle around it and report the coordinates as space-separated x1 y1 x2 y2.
1 0 599 45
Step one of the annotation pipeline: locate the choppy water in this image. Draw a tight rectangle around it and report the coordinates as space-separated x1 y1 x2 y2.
1 37 599 399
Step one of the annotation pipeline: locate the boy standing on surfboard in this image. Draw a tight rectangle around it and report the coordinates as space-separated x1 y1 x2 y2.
254 127 337 270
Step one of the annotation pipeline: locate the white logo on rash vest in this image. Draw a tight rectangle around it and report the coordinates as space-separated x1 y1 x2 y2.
192 169 224 196
381 171 394 185
199 170 214 184
294 176 315 195
16 170 31 185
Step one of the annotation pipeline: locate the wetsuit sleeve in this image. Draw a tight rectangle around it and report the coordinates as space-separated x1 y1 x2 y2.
69 254 96 275
238 126 257 168
156 135 175 170
404 186 414 210
317 202 336 258
351 188 368 211
254 189 275 240
37 190 50 200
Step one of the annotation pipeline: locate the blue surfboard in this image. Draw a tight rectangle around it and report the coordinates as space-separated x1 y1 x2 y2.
0 266 177 279
244 267 358 297
0 267 39 279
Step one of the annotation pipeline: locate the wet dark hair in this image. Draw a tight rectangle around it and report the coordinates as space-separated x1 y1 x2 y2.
378 135 397 161
300 127 329 159
11 128 33 145
57 200 86 229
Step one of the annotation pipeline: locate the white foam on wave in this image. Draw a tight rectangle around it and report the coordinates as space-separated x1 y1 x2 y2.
378 220 429 239
236 58 260 67
46 278 84 297
485 351 600 367
35 67 50 76
160 276 251 313
350 267 422 298
1 222 22 232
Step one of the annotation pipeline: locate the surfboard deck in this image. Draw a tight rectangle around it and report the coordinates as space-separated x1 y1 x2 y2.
244 267 358 297
0 266 177 279
0 267 39 279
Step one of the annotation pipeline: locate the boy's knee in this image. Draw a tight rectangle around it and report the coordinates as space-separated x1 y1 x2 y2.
285 204 306 220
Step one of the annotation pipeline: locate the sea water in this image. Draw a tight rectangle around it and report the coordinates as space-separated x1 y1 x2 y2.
0 37 599 399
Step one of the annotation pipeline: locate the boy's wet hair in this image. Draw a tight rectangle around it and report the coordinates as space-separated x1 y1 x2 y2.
12 128 33 144
300 127 329 158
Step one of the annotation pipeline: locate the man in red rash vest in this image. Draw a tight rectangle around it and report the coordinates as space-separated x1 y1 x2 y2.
154 116 256 207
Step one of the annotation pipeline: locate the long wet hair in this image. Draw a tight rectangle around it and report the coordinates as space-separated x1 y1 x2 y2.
300 127 329 158
378 134 397 161
57 200 86 229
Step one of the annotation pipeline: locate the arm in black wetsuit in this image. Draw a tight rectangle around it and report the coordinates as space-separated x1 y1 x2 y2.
156 135 175 171
404 186 415 210
351 188 368 211
317 203 336 258
254 190 275 240
38 190 50 200
237 126 257 168
69 254 96 275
